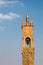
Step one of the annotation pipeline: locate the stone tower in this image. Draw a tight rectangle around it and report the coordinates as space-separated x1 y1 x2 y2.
21 14 35 65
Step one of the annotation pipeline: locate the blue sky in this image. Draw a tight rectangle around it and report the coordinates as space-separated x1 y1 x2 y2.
0 0 43 65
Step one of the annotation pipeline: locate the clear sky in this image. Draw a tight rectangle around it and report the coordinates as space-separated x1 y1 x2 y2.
0 0 43 65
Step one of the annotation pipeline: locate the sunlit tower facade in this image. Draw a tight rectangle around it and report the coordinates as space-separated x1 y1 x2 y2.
21 14 35 65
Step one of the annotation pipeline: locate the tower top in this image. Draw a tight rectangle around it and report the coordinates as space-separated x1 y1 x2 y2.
22 12 34 29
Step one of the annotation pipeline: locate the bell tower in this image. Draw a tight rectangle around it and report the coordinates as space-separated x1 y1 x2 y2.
21 14 35 65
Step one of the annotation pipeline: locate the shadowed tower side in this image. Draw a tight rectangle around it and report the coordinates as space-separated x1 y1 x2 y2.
21 14 35 65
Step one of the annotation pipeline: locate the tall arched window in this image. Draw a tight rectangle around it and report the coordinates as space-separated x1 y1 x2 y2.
25 37 31 48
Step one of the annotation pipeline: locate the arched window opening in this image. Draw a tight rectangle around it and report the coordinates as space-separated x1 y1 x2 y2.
25 37 31 48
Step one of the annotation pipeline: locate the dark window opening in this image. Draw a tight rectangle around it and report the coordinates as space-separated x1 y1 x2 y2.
25 37 31 48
